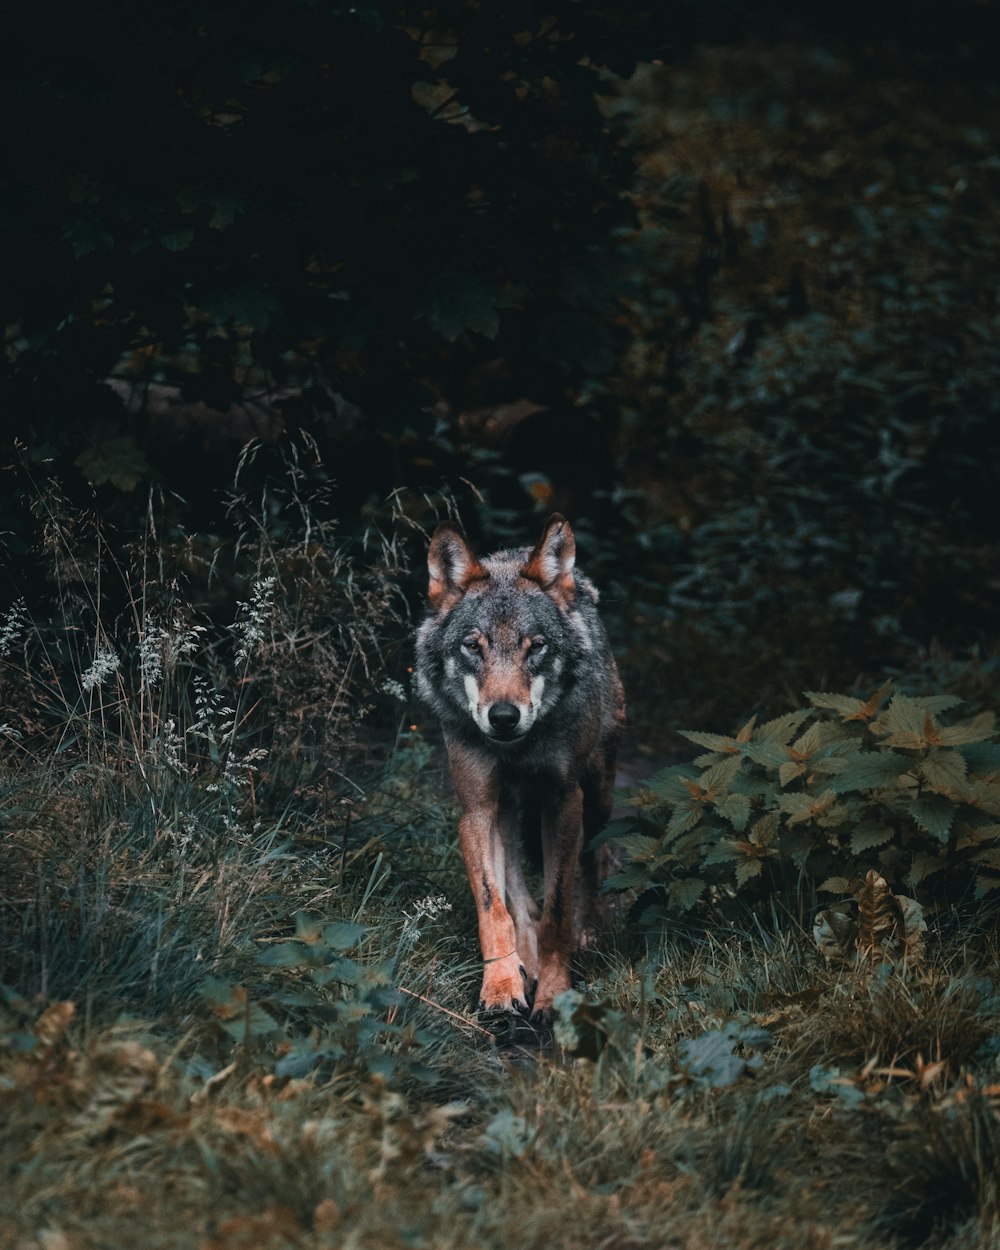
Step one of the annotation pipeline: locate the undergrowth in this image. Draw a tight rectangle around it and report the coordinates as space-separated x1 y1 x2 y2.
3 471 1000 1249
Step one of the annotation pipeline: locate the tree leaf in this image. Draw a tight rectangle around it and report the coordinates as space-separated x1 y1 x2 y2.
74 437 151 491
414 272 507 341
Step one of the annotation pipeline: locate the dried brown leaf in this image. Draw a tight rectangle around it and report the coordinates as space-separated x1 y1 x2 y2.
856 869 901 962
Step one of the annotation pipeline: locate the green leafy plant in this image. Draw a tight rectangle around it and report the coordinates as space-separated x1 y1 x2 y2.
196 911 440 1085
610 688 1000 921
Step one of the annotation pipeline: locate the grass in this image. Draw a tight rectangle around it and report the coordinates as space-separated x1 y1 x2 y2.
4 474 1000 1250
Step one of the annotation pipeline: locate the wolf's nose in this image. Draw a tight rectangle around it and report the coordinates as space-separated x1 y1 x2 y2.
488 702 521 731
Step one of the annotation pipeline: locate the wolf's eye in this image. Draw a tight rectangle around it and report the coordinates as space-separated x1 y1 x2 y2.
461 638 480 654
527 636 547 653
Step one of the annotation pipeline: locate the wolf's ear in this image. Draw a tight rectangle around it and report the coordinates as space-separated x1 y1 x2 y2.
524 513 575 605
427 522 486 610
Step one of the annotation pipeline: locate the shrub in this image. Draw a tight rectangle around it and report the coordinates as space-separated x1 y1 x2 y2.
609 688 1000 924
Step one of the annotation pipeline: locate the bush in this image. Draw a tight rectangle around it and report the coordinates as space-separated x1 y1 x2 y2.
609 687 1000 925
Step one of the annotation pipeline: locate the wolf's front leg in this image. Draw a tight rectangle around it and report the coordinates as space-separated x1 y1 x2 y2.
458 806 530 1014
533 783 584 1023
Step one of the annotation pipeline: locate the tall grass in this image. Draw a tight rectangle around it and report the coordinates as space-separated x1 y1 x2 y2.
4 449 1000 1249
0 444 431 1016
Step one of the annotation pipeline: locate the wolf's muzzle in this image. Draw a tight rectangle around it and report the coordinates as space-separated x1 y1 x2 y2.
487 702 521 738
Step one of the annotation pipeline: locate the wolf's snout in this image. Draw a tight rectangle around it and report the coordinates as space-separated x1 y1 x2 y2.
487 702 521 733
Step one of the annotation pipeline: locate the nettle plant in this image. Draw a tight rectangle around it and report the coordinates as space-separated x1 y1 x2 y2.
610 689 1000 919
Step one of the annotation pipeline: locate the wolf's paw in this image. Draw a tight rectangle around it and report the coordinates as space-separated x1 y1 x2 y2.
529 964 571 1026
477 956 531 1016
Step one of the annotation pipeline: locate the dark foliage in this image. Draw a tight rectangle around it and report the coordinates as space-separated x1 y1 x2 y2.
2 0 647 523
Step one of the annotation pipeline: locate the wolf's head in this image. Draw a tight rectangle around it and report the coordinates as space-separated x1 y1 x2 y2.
416 514 593 744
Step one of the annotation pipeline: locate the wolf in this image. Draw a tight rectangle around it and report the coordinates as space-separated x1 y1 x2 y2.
414 514 625 1024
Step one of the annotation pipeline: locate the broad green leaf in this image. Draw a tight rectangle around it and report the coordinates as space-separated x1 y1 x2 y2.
679 730 741 752
777 790 837 825
742 740 792 767
736 715 758 741
258 941 309 968
779 760 806 787
646 764 700 801
938 712 997 746
956 824 1000 850
75 438 151 491
755 709 811 744
701 754 743 794
668 877 707 912
850 823 895 855
919 749 968 793
905 850 945 890
666 803 704 839
749 811 780 846
702 840 743 865
294 911 323 943
873 694 937 749
321 921 365 950
975 873 1000 897
735 858 763 888
791 721 823 758
693 751 729 768
909 795 954 842
805 691 876 722
909 695 964 714
615 833 662 862
809 1063 866 1107
828 750 910 794
962 780 1000 817
604 864 652 892
715 792 751 831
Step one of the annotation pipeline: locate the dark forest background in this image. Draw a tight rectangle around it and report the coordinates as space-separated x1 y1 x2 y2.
4 0 1000 739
